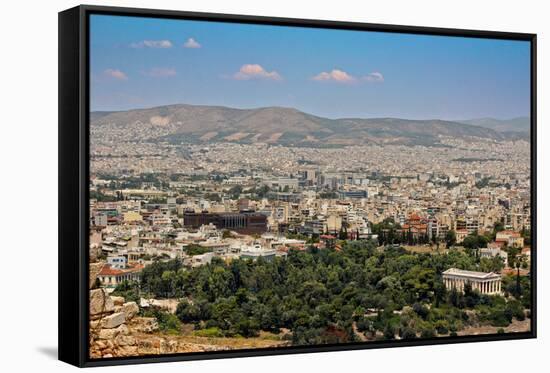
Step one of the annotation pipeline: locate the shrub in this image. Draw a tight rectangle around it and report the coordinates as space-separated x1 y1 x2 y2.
193 327 223 338
420 327 435 339
489 308 512 327
143 308 182 334
506 300 525 321
383 325 396 340
434 320 449 335
412 302 429 319
400 327 417 340
176 300 201 323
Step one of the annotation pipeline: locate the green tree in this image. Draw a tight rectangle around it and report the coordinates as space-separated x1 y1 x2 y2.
445 230 457 248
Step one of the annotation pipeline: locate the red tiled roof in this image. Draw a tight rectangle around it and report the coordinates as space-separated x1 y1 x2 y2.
98 264 123 276
498 230 521 238
98 263 143 276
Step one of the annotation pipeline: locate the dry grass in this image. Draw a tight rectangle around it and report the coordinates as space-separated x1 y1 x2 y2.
401 245 440 254
173 334 288 349
457 318 530 336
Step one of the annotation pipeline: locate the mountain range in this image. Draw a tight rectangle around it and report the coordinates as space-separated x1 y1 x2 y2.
91 104 530 147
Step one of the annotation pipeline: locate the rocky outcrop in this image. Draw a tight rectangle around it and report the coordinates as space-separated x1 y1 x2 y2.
133 317 159 333
89 262 105 289
90 292 140 359
98 324 128 340
90 288 114 319
89 292 258 359
121 302 139 320
102 312 126 329
110 296 125 306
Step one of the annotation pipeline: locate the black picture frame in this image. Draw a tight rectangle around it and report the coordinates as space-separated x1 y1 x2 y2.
59 4 537 368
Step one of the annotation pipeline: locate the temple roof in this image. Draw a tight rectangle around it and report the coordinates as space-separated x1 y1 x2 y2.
442 268 500 279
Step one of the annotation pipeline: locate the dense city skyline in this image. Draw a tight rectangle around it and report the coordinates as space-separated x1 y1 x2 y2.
90 15 530 120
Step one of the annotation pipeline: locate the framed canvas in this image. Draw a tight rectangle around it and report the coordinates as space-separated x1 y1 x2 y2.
58 4 537 367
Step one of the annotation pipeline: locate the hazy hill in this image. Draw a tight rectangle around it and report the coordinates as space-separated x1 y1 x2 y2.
459 117 530 133
91 104 522 146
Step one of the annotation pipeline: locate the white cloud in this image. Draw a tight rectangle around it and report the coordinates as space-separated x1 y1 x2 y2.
312 69 384 83
312 69 356 83
183 38 201 48
232 64 282 81
144 67 177 77
130 40 173 48
103 68 128 80
362 72 384 82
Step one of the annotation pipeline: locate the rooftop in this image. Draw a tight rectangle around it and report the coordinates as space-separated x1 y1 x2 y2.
442 268 500 279
98 263 144 276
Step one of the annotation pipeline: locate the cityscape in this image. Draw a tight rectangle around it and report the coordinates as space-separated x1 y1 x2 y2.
88 14 532 359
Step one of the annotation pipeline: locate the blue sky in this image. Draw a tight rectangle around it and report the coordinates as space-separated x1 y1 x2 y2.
90 14 530 120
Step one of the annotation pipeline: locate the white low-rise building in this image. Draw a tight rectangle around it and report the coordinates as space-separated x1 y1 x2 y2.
480 245 508 267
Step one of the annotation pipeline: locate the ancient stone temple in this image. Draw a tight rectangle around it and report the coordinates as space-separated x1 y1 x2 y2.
442 268 502 295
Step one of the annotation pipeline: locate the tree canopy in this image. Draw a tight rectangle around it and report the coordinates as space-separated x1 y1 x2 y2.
113 239 530 344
